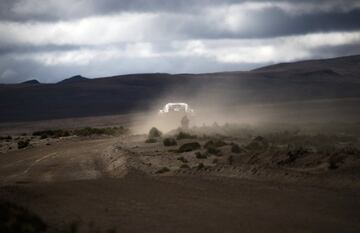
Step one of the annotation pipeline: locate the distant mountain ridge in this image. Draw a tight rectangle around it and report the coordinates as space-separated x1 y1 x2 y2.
58 75 89 84
21 79 41 84
10 54 360 84
253 54 360 76
0 54 360 122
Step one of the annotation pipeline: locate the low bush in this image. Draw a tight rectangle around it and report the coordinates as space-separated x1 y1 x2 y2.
328 160 338 170
180 164 190 169
145 138 157 143
155 167 170 174
176 131 197 140
278 145 308 165
177 156 188 163
148 127 162 138
287 146 308 162
74 127 124 137
206 146 220 155
197 163 205 170
231 143 242 153
163 138 177 146
204 139 226 149
33 129 70 138
195 152 207 159
178 142 201 153
246 136 269 151
0 135 11 141
339 145 360 156
328 154 344 170
33 127 127 138
228 155 234 165
17 139 30 149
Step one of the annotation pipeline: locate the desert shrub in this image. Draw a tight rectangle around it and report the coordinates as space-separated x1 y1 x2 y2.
105 126 128 135
206 146 220 156
228 155 234 165
195 151 207 159
58 130 70 137
318 144 360 158
287 146 308 162
328 159 338 170
316 145 336 156
33 129 70 138
180 164 190 169
231 143 242 153
148 127 162 138
177 157 188 163
0 200 47 233
74 127 124 137
145 138 157 143
339 145 360 156
328 154 344 170
246 136 268 151
178 142 201 153
17 139 30 149
163 138 177 146
203 139 226 149
176 131 197 140
278 145 308 165
0 135 11 141
197 163 205 170
155 167 170 174
212 158 218 164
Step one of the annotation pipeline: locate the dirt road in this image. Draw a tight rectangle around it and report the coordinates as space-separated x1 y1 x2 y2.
0 137 122 184
1 136 360 233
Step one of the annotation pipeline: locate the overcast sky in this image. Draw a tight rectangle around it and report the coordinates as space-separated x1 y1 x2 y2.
1 0 360 83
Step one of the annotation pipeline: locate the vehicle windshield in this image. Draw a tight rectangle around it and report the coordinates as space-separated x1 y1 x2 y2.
168 104 186 112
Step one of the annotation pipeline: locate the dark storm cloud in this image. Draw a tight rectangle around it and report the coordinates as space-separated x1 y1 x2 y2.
1 0 360 83
1 0 360 41
163 8 360 39
312 43 360 59
1 0 360 22
0 44 81 56
236 8 360 38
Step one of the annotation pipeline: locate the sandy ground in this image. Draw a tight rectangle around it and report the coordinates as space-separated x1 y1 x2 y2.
2 173 360 233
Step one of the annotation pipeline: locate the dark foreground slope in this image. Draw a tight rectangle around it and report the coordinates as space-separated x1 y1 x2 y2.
1 173 359 233
0 55 360 122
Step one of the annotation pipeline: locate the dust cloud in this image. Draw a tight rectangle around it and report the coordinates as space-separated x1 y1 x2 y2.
130 80 360 135
130 83 271 134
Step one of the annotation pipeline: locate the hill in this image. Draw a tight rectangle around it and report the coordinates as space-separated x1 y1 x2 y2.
21 79 41 85
253 54 360 79
58 75 89 84
0 55 359 122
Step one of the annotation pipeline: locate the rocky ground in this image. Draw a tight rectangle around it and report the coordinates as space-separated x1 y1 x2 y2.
1 123 360 233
